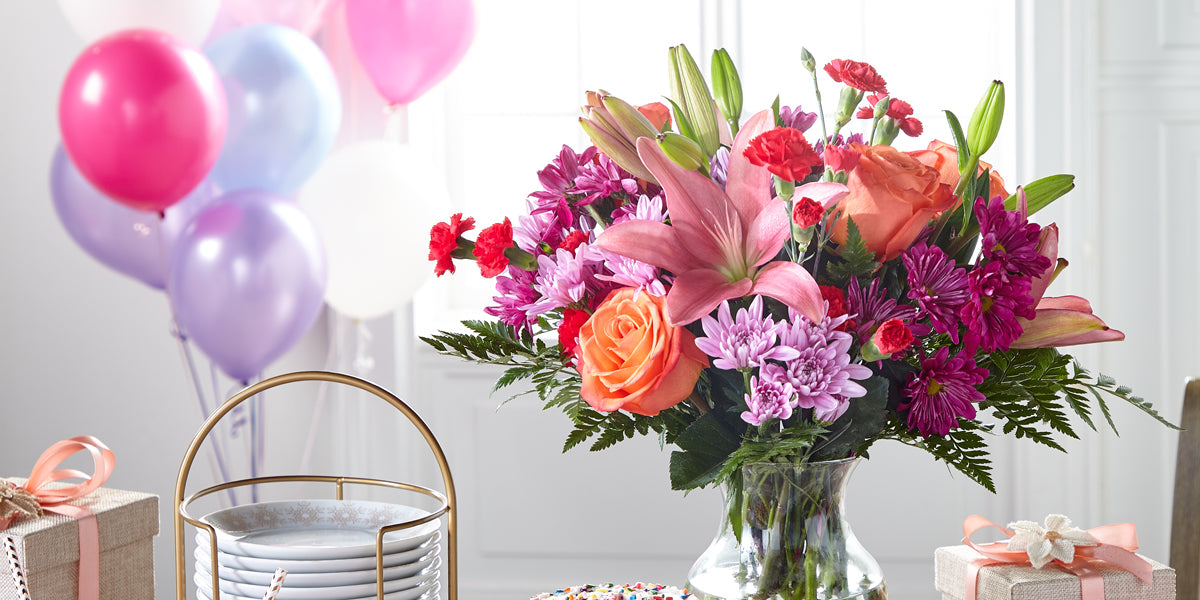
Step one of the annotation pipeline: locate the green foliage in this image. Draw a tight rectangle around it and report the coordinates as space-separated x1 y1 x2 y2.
913 422 995 492
809 376 889 461
976 348 1077 452
669 412 743 490
712 423 828 486
825 217 880 286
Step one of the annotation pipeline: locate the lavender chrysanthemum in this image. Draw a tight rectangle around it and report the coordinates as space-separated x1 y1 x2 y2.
611 193 669 225
570 152 639 207
975 196 1052 277
590 246 666 297
778 314 872 418
960 260 1035 353
903 242 970 343
524 246 600 316
709 147 731 191
514 201 565 254
845 277 918 342
899 347 989 437
695 296 799 370
741 363 796 426
484 266 540 331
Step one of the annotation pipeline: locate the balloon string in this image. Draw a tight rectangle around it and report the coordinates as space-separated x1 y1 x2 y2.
158 213 237 507
298 312 340 473
248 383 261 505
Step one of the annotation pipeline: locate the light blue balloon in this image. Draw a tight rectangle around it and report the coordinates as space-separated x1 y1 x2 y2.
205 24 341 195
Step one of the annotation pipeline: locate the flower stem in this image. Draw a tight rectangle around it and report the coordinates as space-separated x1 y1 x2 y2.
810 70 830 146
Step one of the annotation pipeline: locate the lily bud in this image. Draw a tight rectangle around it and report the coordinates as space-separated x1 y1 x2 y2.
800 47 816 73
601 94 660 144
656 132 708 174
711 48 743 130
967 80 1004 157
668 44 720 156
579 117 656 184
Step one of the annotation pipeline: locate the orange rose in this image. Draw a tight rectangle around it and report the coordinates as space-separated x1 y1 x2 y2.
578 288 709 416
911 139 1009 200
831 143 956 262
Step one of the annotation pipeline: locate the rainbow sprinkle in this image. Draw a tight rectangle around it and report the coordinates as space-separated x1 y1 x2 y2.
530 582 692 600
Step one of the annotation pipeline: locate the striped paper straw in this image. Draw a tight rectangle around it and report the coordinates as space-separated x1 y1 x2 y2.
3 536 32 600
262 568 288 600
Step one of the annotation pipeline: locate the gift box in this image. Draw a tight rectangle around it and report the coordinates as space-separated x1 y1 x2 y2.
935 545 1176 600
0 478 157 600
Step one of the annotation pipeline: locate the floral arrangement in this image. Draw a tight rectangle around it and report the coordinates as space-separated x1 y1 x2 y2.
422 44 1174 509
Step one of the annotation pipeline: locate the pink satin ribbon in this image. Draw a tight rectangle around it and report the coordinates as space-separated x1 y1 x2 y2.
961 514 1154 600
0 436 115 600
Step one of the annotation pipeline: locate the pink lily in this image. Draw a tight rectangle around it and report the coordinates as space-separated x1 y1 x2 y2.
595 110 825 326
1011 224 1124 349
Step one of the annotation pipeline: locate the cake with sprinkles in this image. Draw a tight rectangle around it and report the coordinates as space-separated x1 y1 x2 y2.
530 583 691 600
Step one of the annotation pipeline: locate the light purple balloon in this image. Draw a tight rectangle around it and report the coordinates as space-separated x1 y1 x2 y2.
168 189 326 382
50 144 216 289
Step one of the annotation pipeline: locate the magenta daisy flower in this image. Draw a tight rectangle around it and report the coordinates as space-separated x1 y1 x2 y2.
975 196 1053 277
903 242 970 343
695 296 800 370
484 266 540 331
530 145 596 229
780 105 818 132
845 277 918 342
778 314 872 416
899 347 989 436
960 261 1036 353
570 152 639 207
741 363 796 426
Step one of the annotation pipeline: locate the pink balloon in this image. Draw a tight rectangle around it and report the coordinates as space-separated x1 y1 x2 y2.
345 0 475 106
59 29 227 213
223 0 339 36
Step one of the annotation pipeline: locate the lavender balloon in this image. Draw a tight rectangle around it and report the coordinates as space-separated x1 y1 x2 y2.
51 144 216 289
169 190 326 382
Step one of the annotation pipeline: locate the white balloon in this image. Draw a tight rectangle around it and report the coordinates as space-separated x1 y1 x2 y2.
299 140 446 320
58 0 220 47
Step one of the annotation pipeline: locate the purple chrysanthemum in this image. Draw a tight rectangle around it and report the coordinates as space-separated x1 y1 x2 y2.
741 363 796 426
814 393 851 424
484 266 540 331
524 246 601 316
845 277 918 342
975 196 1053 277
695 296 800 370
709 147 731 191
903 242 970 343
530 145 596 229
960 261 1036 353
513 201 565 254
780 105 818 132
570 152 639 207
899 346 989 437
778 315 872 417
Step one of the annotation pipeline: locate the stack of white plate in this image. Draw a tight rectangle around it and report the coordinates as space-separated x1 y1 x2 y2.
193 499 442 600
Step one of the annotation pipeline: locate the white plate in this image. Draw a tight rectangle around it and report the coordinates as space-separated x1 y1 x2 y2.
196 500 440 560
194 562 438 600
194 545 437 587
192 533 440 574
196 581 440 600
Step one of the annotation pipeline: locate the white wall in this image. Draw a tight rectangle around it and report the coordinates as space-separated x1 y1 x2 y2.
0 1 1189 599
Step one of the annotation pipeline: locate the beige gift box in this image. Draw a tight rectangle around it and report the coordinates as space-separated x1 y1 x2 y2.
0 480 157 600
935 545 1176 600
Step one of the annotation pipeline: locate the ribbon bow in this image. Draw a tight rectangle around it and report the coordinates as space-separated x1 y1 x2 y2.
0 436 115 600
961 514 1154 600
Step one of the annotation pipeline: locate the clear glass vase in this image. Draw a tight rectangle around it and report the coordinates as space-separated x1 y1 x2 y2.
686 457 886 600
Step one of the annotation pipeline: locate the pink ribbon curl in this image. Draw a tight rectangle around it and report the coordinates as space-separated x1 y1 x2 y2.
961 514 1154 600
0 436 116 600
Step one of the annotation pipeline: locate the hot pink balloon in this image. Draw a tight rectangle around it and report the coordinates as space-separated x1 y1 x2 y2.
223 0 339 36
345 0 475 106
59 29 227 213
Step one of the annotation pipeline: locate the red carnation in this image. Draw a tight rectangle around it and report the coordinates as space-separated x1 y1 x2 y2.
558 230 590 255
558 308 591 358
429 213 476 276
823 145 861 175
873 318 915 355
792 196 825 229
823 59 888 94
820 285 848 320
473 218 514 278
855 94 922 137
743 127 823 182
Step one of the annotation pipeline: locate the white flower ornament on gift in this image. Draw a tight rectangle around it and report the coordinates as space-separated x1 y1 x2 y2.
1006 514 1099 568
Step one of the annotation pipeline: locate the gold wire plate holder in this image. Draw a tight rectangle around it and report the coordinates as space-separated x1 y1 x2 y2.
172 371 457 600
